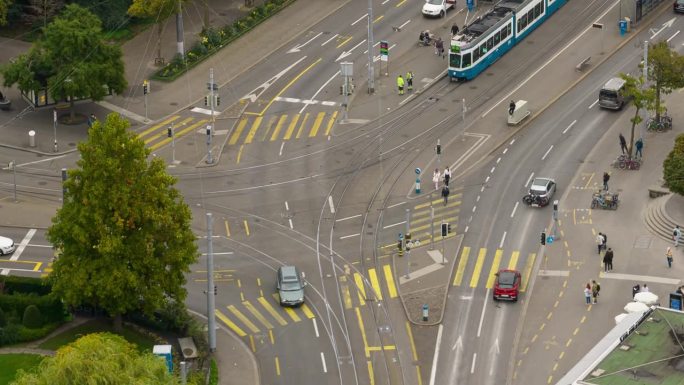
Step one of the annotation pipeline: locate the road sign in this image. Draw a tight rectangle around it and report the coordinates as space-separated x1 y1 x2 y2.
466 0 474 12
380 40 389 62
415 168 422 175
547 236 554 244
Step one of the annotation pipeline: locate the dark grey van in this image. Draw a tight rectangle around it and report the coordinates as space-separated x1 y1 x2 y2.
599 77 628 110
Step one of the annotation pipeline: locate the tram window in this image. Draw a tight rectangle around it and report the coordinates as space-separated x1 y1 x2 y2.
462 52 471 68
473 47 480 62
534 3 541 18
507 24 512 36
487 37 493 50
493 31 500 46
527 10 534 22
450 53 462 68
541 1 544 14
480 44 488 56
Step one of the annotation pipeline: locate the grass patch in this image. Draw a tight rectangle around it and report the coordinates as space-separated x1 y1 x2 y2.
0 354 44 385
38 318 157 352
209 358 219 385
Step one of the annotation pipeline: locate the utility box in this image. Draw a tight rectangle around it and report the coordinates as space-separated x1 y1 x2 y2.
507 100 530 126
153 345 173 373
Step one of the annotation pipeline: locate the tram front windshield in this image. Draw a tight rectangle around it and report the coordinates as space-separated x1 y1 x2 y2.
450 53 461 69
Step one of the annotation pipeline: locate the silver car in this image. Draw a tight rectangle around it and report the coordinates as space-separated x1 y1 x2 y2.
528 177 556 206
277 266 306 307
0 236 16 256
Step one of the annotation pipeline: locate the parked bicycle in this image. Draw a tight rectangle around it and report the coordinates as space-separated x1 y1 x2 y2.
646 112 672 132
615 154 641 170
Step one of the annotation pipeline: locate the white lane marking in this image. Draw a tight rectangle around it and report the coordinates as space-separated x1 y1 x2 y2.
485 176 490 183
510 202 519 218
288 218 294 229
452 335 463 351
384 221 406 229
279 142 285 156
476 195 481 202
464 225 469 233
542 145 554 161
496 157 501 164
285 201 290 211
387 201 406 209
339 233 360 240
287 32 323 53
352 14 368 26
321 33 339 46
510 139 516 145
589 99 599 109
1 229 36 276
201 252 235 256
242 56 307 102
336 214 361 222
600 272 680 285
398 20 411 29
14 155 70 168
490 166 496 173
27 244 53 248
382 0 390 4
471 353 477 374
481 1 619 117
313 318 320 337
480 186 485 192
477 288 489 337
328 196 335 214
472 206 476 213
502 148 508 154
499 231 507 249
650 17 676 40
428 324 444 385
320 352 327 373
525 172 535 187
666 30 680 42
562 119 577 134
299 70 340 113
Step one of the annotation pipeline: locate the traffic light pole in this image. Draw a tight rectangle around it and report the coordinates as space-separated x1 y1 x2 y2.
206 69 216 164
441 219 446 264
404 208 411 279
206 213 216 352
430 200 434 250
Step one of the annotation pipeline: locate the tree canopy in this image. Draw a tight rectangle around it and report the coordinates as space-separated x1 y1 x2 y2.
664 134 684 196
647 41 684 121
1 4 126 117
11 333 178 385
620 73 655 159
46 113 197 328
0 0 12 26
128 0 184 61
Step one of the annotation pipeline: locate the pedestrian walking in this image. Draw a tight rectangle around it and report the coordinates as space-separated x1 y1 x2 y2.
604 248 614 272
635 137 643 158
632 284 641 299
443 167 451 187
596 233 605 255
603 172 610 191
619 133 628 154
451 23 459 36
397 75 405 95
674 225 681 247
87 113 97 128
641 284 649 292
667 247 674 268
603 252 610 273
592 280 600 304
584 283 592 305
432 168 441 191
509 100 516 115
441 185 450 206
435 37 444 57
406 71 414 92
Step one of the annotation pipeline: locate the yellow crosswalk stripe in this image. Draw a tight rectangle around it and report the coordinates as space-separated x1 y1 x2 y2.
244 116 263 144
144 117 192 144
470 248 487 288
412 198 462 216
270 294 302 322
296 113 310 139
215 309 246 337
227 305 260 333
139 115 181 139
368 268 383 301
342 284 353 309
260 116 277 141
486 249 504 289
243 300 274 329
309 112 326 137
521 253 536 292
410 216 459 234
301 303 315 319
258 297 288 326
508 251 520 270
149 118 207 150
383 265 398 298
271 115 288 141
353 273 367 306
325 111 338 136
283 114 300 140
411 208 460 225
229 118 249 145
453 247 470 286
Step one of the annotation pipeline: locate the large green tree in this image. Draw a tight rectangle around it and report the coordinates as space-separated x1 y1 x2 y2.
128 0 184 63
647 41 684 122
0 0 12 26
47 113 197 330
11 333 178 385
664 134 684 196
1 4 126 121
620 73 655 160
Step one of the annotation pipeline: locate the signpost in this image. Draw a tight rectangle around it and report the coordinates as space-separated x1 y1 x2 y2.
380 40 389 76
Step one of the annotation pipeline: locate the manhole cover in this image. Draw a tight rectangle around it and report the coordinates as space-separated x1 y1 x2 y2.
366 231 374 236
170 102 178 106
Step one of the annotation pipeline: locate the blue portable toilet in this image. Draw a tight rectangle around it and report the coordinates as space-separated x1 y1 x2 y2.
153 344 173 373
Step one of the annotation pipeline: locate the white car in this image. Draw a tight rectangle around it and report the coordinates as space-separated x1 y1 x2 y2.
422 0 455 17
0 236 16 255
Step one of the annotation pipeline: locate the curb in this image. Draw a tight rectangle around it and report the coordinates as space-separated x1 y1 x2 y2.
0 143 78 156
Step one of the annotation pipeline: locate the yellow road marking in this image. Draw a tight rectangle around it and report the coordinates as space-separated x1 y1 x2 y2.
148 118 206 150
367 345 396 351
275 356 281 376
236 144 244 164
244 116 262 144
309 112 326 137
258 58 322 116
411 216 459 233
33 262 42 271
271 115 288 141
453 246 470 286
296 113 310 139
300 303 315 319
138 115 181 138
396 0 407 6
353 273 367 306
243 220 250 236
356 307 370 357
283 114 300 140
470 248 487 288
227 305 260 333
225 220 231 237
229 118 249 145
486 249 503 289
343 284 353 309
383 265 397 298
583 173 594 189
269 329 275 344
215 309 246 337
325 111 338 136
416 366 423 385
368 361 375 385
368 268 383 300
260 116 277 141
337 36 352 49
283 306 301 322
144 117 192 144
520 253 536 292
406 322 418 360
258 297 288 326
249 335 256 352
508 251 520 269
373 15 384 23
243 300 273 329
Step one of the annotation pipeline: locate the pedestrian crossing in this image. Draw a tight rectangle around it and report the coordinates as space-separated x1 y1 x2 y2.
138 115 209 151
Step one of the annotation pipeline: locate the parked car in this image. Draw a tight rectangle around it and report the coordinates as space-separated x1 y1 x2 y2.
493 269 521 301
0 235 16 255
675 0 684 13
276 265 306 307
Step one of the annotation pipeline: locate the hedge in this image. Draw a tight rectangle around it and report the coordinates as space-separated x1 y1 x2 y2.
0 293 67 324
0 276 52 296
0 322 60 346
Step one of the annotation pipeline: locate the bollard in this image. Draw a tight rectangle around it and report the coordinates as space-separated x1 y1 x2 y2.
422 304 429 321
28 130 36 147
415 177 421 194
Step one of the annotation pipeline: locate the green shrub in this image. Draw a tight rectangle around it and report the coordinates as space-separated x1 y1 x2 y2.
0 293 67 324
23 305 43 329
0 307 5 327
0 276 51 295
0 323 21 345
0 323 60 346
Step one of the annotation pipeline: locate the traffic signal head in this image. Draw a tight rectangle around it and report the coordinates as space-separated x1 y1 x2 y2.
397 240 402 250
204 96 208 106
436 144 441 155
167 127 172 138
541 231 546 245
447 223 452 233
405 233 411 241
216 95 220 106
441 223 448 237
214 285 217 295
143 81 149 95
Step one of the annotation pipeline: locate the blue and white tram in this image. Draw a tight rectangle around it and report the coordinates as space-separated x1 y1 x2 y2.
448 0 567 81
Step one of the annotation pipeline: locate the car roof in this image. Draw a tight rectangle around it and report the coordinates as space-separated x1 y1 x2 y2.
280 265 299 278
0 235 12 245
602 77 626 91
497 269 519 283
531 178 553 188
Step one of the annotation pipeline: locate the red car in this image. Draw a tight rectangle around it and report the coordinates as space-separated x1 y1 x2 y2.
493 269 521 301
